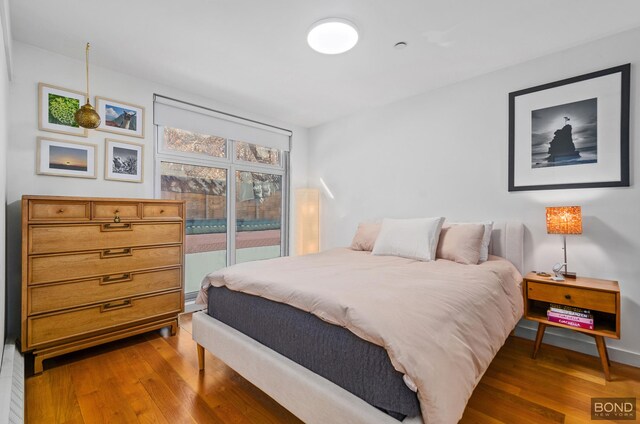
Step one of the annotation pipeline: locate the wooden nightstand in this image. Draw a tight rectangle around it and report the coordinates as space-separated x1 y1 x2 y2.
523 272 620 380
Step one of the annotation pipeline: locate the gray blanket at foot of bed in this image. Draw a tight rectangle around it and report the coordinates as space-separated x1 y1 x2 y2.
207 285 420 420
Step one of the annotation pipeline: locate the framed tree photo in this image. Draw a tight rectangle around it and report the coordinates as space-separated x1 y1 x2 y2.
508 64 630 191
105 139 144 183
38 83 88 137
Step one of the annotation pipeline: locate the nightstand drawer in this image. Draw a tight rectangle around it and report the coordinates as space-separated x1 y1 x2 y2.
527 282 616 313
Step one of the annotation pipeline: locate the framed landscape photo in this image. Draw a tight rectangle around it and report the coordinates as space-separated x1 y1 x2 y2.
105 139 144 183
36 137 97 179
38 83 88 137
95 97 145 138
508 64 630 191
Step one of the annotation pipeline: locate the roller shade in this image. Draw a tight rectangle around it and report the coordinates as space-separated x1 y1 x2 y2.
154 95 291 152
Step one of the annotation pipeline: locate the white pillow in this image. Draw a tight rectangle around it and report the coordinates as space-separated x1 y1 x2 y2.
372 217 445 261
446 221 494 262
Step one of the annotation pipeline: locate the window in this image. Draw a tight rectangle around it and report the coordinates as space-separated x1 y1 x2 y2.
154 96 291 299
163 127 226 158
235 140 280 166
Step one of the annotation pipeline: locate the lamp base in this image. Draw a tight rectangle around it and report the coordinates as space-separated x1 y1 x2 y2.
562 271 577 279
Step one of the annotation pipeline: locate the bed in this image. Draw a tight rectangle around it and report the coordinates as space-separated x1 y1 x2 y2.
193 222 524 424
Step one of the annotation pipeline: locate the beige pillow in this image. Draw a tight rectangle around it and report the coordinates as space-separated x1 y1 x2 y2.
436 223 484 264
350 222 381 251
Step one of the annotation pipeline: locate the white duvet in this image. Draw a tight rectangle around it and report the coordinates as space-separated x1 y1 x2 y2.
197 248 523 424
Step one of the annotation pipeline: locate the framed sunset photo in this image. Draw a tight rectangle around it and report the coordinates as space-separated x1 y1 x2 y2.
95 97 145 138
36 137 97 179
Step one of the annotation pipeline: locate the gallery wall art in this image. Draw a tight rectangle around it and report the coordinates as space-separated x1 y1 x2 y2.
36 137 97 179
38 83 88 137
508 64 630 191
96 97 145 138
104 138 144 183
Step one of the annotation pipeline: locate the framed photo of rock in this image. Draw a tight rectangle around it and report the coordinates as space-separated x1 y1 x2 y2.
104 139 144 183
508 64 630 191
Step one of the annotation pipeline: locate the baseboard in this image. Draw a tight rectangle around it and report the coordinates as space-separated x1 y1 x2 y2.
515 321 640 368
0 339 24 424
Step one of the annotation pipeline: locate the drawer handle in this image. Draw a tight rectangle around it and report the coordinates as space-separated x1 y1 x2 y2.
114 214 121 223
57 208 65 214
101 273 132 284
100 248 132 258
160 209 165 214
564 294 572 300
101 223 132 231
101 299 132 312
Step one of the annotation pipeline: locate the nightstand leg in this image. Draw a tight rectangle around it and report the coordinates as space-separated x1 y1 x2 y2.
595 336 611 381
532 322 547 359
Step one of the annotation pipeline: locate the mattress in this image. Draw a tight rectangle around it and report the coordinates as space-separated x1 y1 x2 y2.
207 285 421 420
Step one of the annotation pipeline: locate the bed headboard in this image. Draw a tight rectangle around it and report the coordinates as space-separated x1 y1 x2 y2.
489 222 524 274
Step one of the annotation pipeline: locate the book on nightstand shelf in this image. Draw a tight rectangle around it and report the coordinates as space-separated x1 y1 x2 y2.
546 303 594 330
549 303 592 318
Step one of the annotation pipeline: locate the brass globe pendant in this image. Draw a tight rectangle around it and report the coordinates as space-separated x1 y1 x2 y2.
75 42 101 129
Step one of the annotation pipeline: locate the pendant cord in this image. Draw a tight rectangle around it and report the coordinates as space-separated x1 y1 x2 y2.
85 42 90 100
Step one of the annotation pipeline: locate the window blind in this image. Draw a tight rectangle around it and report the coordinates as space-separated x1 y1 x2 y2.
153 95 291 152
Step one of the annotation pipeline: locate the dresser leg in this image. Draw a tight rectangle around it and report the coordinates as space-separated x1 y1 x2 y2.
595 336 611 381
532 323 547 359
170 320 178 336
197 344 205 371
34 355 44 375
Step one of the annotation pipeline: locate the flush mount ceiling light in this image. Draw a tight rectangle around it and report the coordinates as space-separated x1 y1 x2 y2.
307 18 359 55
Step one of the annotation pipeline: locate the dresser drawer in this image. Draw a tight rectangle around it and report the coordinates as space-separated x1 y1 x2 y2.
29 200 90 221
142 203 183 220
28 291 182 348
92 201 141 220
29 245 182 285
29 267 182 315
29 222 183 254
527 282 616 313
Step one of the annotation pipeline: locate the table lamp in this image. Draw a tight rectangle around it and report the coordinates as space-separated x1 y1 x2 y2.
546 206 582 279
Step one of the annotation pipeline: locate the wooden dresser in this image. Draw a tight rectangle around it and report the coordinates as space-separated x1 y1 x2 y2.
21 195 185 373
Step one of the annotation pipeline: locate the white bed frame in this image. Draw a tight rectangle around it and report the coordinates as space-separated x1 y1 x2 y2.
193 222 524 424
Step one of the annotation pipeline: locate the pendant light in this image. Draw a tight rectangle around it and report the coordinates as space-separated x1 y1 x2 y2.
74 42 101 129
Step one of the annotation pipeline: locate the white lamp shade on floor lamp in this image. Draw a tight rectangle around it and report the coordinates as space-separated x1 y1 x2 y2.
295 189 320 255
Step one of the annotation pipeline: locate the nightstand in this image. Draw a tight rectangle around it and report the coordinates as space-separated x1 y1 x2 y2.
523 272 620 380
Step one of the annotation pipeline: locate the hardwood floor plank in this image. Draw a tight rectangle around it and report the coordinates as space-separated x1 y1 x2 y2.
75 377 141 424
133 336 232 424
25 314 640 424
138 374 199 424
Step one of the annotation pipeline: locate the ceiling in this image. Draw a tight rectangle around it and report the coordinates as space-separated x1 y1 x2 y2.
10 0 640 128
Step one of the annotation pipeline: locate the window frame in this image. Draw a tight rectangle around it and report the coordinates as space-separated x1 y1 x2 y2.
154 125 290 290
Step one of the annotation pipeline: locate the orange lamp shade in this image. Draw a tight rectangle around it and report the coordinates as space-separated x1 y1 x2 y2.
546 206 582 234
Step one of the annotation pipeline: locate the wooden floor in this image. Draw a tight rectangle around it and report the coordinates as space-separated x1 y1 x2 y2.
26 314 640 424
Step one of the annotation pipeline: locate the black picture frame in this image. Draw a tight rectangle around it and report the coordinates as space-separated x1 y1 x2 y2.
508 64 630 191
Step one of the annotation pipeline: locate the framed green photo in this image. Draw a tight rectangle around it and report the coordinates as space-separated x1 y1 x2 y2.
38 83 88 137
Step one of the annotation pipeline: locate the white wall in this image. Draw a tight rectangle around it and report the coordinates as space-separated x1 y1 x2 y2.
5 41 308 337
308 27 640 366
0 3 10 359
